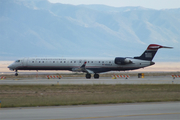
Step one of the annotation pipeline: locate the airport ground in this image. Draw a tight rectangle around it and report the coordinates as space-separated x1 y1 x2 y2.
1 102 180 120
0 84 180 108
0 72 180 85
0 72 180 120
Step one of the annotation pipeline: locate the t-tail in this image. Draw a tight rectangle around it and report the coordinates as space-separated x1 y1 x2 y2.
134 44 173 61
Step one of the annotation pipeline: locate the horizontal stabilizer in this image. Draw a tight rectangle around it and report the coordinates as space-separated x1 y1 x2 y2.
147 44 173 50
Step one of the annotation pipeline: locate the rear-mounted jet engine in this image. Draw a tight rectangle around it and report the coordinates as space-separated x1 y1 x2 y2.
114 57 133 65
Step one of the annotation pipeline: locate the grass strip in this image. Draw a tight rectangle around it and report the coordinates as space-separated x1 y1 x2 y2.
0 84 180 108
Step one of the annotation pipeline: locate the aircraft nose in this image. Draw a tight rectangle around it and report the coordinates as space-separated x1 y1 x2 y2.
150 61 155 65
8 64 12 68
8 64 14 70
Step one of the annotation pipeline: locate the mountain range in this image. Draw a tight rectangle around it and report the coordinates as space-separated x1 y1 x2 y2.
0 0 180 62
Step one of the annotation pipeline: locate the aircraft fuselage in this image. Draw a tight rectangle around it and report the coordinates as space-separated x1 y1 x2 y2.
8 57 153 73
8 44 172 79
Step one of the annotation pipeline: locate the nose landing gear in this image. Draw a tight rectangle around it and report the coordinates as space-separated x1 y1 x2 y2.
15 70 18 76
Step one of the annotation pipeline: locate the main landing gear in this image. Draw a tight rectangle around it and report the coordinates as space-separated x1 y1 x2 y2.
85 73 99 79
15 70 18 76
94 74 99 79
86 74 91 79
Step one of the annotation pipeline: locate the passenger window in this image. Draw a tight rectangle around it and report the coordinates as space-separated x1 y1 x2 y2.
53 61 55 63
74 61 76 63
32 61 34 63
42 61 44 63
64 61 66 63
39 61 41 63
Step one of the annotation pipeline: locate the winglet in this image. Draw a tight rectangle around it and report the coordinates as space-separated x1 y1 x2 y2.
80 61 87 68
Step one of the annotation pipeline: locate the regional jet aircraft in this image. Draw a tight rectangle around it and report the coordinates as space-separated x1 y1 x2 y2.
8 44 172 79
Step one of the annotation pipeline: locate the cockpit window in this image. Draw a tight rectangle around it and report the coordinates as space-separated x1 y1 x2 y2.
15 60 20 62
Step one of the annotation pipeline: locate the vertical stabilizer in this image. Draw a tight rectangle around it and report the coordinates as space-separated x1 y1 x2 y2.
134 44 173 61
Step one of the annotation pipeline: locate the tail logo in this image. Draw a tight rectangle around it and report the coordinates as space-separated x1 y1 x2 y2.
145 53 152 58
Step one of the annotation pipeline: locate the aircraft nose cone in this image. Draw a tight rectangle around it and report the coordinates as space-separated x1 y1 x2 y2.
8 64 14 70
8 64 12 68
150 61 155 65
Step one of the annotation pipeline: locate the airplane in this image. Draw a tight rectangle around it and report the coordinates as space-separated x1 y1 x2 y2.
8 44 172 79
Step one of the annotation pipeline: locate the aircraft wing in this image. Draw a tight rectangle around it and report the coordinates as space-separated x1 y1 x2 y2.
85 69 94 74
72 61 94 74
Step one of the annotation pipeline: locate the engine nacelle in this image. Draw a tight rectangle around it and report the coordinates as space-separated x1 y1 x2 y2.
114 57 132 65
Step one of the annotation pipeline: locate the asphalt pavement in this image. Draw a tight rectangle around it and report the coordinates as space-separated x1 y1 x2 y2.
0 102 180 120
0 76 179 85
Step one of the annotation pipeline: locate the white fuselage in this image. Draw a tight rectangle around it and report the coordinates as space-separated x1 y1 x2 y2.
8 44 171 78
8 57 154 73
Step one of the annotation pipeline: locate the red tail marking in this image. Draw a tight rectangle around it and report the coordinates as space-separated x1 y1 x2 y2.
147 44 163 50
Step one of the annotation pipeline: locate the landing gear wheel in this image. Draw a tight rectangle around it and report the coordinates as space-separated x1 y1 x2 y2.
86 74 91 79
15 70 18 76
94 74 99 79
15 73 18 76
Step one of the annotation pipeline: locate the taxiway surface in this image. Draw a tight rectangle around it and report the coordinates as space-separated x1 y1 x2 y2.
1 102 180 120
0 76 179 85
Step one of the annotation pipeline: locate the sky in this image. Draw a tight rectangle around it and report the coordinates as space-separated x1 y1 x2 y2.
49 0 180 10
